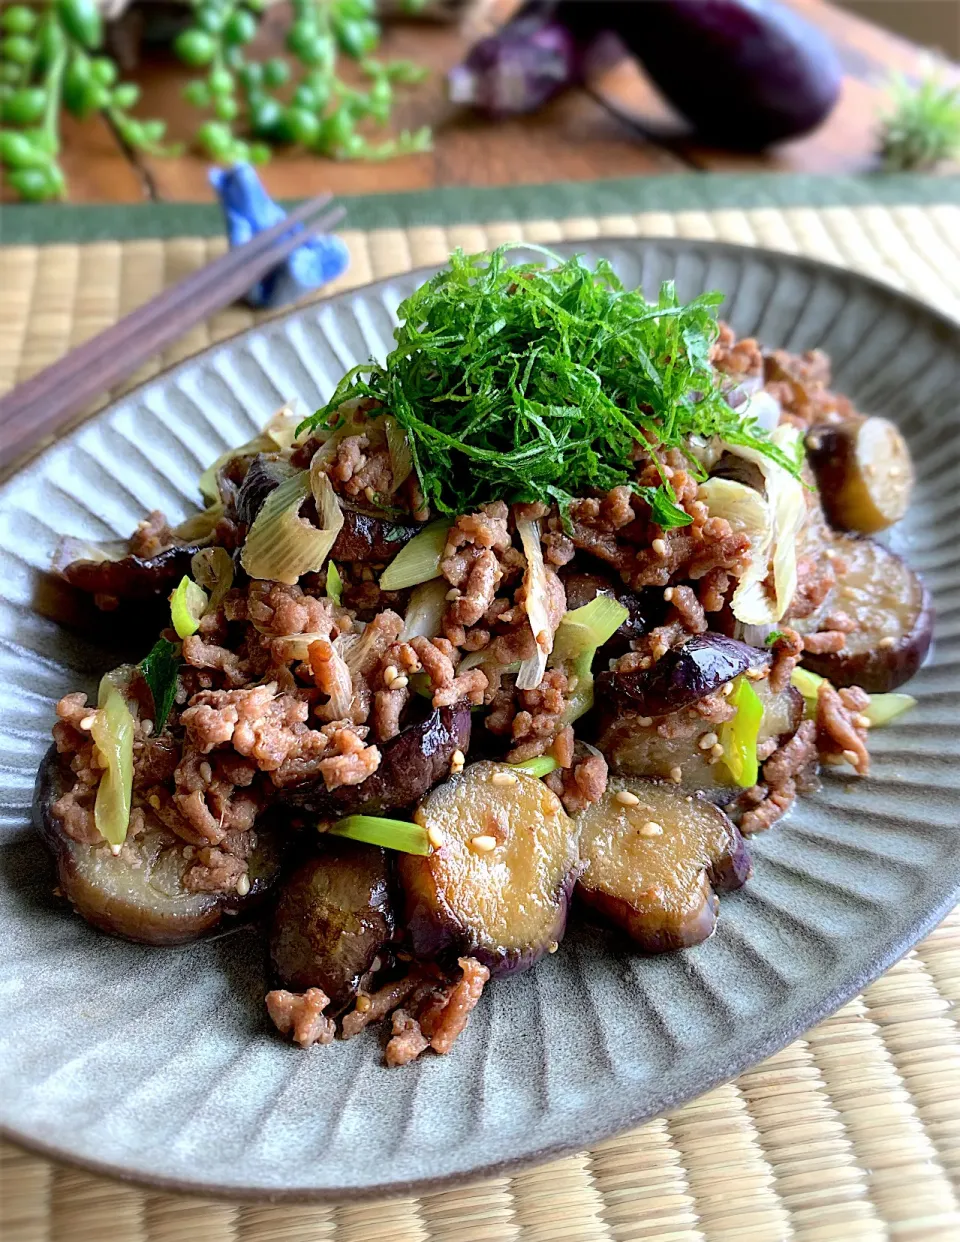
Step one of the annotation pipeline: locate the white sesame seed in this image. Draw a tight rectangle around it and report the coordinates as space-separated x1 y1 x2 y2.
470 834 498 853
391 675 409 690
636 716 653 728
745 667 764 680
445 588 461 601
236 873 251 897
199 761 213 784
652 538 667 557
615 790 640 806
427 826 445 849
110 844 122 856
662 466 674 479
824 548 836 559
842 749 861 766
547 941 559 954
640 821 663 837
567 675 579 693
140 719 154 736
183 846 195 860
148 794 162 811
355 994 372 1013
492 770 518 786
453 749 465 765
878 636 897 649
79 714 97 731
710 742 724 759
670 766 683 783
721 682 733 697
383 664 399 687
364 486 377 504
663 587 675 602
856 714 872 730
698 731 719 750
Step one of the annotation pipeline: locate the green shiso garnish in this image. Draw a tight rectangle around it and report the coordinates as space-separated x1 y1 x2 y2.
301 244 801 529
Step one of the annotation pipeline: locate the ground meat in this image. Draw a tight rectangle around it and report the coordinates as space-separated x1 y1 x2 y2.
804 631 847 655
698 568 730 613
740 719 819 836
692 692 738 726
182 634 249 687
790 554 836 621
817 683 870 775
181 683 312 772
315 726 381 790
445 501 511 553
764 348 858 430
419 957 490 1056
183 845 247 893
445 548 502 627
506 669 569 762
372 687 407 742
385 1009 430 1067
129 509 176 557
543 531 575 566
266 988 336 1048
711 322 763 380
52 786 100 845
547 751 609 815
407 635 488 709
328 434 370 488
823 611 858 634
768 627 803 695
246 582 334 638
549 724 575 769
668 584 708 634
341 974 421 1039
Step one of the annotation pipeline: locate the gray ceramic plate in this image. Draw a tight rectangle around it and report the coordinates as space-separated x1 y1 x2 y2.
1 239 959 1200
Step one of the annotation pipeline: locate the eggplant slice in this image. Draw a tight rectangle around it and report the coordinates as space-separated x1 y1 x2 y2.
576 778 751 952
269 842 394 1010
34 746 280 945
805 417 914 534
398 761 580 976
279 705 472 818
597 634 755 719
60 543 203 601
791 537 933 692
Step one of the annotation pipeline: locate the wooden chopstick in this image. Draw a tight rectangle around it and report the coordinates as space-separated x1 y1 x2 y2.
0 194 345 467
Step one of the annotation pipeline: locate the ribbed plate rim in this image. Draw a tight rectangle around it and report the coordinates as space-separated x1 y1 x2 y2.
2 237 959 1202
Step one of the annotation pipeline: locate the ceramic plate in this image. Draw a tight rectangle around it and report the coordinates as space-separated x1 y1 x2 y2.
1 239 959 1200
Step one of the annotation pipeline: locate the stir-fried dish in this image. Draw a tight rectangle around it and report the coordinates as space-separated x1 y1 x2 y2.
36 246 931 1065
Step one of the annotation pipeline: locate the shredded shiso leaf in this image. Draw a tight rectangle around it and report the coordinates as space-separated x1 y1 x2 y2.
301 244 801 528
139 637 180 733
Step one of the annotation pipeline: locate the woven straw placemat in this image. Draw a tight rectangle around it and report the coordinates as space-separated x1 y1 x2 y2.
2 187 960 1241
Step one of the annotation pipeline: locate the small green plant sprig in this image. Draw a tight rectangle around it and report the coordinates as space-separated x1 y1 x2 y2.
878 72 960 172
0 0 173 202
174 0 431 165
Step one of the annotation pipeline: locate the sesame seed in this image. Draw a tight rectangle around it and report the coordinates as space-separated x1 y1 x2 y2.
453 749 465 766
236 873 251 897
111 844 122 856
355 994 372 1013
670 766 683 783
391 675 409 690
710 742 724 759
79 714 96 731
548 941 559 954
470 834 498 853
842 749 860 766
615 790 640 806
878 636 897 649
640 821 663 837
445 588 461 601
148 794 161 811
199 761 213 784
637 716 653 728
427 826 445 849
662 465 674 479
652 538 667 556
383 664 399 687
364 486 377 504
183 846 195 860
856 714 872 730
567 675 579 693
889 465 903 479
140 719 154 737
698 731 719 750
824 548 836 559
663 587 675 602
745 667 764 680
492 770 518 786
721 682 733 697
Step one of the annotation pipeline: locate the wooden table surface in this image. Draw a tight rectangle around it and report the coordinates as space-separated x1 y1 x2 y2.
8 0 960 205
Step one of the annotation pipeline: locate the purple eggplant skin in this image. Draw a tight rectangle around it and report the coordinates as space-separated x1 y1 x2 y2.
560 569 666 656
269 842 394 1011
60 543 203 601
278 705 473 818
598 633 754 718
34 746 281 945
600 0 842 148
234 454 296 528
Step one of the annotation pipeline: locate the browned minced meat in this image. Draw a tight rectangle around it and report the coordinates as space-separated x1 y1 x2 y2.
506 668 570 763
246 581 336 638
341 974 424 1039
419 957 490 1056
385 1009 430 1067
803 630 847 655
668 585 707 634
768 627 803 696
266 988 336 1048
763 348 858 430
546 751 609 815
129 509 177 557
740 720 819 836
711 322 763 381
183 844 249 893
817 683 870 776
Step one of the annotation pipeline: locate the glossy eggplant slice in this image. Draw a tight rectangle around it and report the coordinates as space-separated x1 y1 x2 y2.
576 778 751 952
398 761 580 976
596 674 803 799
60 543 202 601
279 705 472 818
269 842 394 1010
596 633 754 719
34 747 279 945
792 537 933 692
806 417 914 534
235 454 296 528
331 505 424 564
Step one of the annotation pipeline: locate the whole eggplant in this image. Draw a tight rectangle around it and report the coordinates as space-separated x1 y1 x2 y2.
604 0 842 148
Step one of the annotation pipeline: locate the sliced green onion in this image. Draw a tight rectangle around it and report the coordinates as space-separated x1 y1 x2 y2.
240 467 344 585
326 560 343 605
191 546 234 614
516 516 551 690
400 577 449 641
139 636 180 732
863 692 917 727
379 519 451 591
551 595 629 665
172 501 224 541
509 755 558 778
198 403 301 503
91 675 134 848
327 813 431 855
790 666 825 718
719 675 764 788
385 415 414 490
170 575 208 639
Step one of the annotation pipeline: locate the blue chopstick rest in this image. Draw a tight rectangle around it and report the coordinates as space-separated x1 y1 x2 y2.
209 162 350 310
